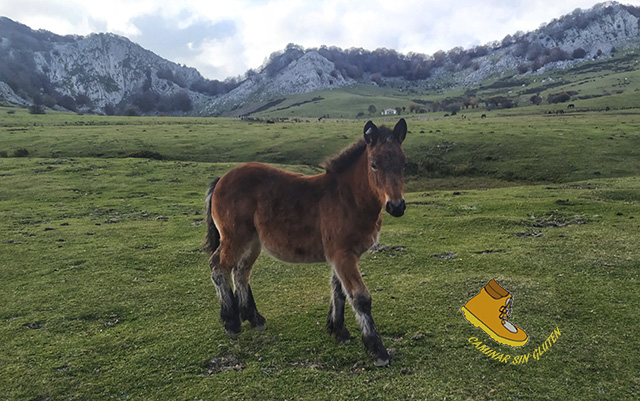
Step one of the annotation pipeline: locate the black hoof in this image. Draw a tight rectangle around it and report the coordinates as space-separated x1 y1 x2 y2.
226 329 241 340
250 313 266 330
224 318 241 340
334 327 352 344
373 357 390 367
326 319 351 344
363 334 390 367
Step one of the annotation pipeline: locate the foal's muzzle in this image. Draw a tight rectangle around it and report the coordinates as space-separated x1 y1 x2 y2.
386 199 406 217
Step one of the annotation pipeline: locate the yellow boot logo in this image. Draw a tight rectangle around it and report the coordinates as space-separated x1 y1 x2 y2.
461 279 528 347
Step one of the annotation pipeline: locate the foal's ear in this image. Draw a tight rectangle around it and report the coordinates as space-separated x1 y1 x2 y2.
393 118 407 144
363 121 379 145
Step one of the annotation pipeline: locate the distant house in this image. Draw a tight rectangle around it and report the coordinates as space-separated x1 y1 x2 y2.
381 108 397 115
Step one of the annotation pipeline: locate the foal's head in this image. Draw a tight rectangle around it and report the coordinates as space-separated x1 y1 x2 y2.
363 119 408 217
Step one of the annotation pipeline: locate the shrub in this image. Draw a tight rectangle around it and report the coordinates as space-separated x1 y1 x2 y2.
127 150 164 160
13 148 30 157
572 48 587 59
169 91 192 112
28 104 45 115
76 94 93 107
104 104 116 116
41 95 56 108
548 92 572 104
57 95 77 111
124 108 139 117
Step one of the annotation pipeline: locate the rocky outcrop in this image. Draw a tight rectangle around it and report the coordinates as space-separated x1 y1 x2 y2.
539 2 639 57
0 81 27 105
0 18 216 114
418 1 640 87
207 51 354 115
44 33 211 111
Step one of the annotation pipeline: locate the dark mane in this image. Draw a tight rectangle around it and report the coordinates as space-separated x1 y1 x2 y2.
323 126 394 173
323 138 367 173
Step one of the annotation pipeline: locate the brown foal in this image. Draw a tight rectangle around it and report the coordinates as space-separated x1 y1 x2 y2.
204 119 408 366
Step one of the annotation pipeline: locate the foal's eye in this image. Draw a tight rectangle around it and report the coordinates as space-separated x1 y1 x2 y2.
370 162 378 170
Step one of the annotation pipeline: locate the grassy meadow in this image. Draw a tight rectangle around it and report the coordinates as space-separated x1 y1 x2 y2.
1 104 640 400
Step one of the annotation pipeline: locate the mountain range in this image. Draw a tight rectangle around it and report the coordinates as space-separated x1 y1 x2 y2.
1 1 639 116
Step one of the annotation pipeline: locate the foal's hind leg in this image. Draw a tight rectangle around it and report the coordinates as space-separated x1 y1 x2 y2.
209 249 241 339
233 238 266 330
326 271 351 343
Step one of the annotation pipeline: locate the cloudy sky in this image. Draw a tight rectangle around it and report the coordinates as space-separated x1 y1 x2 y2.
1 0 639 80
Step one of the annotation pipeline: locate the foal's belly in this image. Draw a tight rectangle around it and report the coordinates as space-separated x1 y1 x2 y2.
251 177 328 263
258 232 327 264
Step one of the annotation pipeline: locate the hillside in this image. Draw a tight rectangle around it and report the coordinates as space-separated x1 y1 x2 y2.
208 1 640 117
0 17 236 115
245 47 640 120
0 2 639 116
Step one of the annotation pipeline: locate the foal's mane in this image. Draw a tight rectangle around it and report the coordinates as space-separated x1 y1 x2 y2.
323 138 367 173
323 126 394 173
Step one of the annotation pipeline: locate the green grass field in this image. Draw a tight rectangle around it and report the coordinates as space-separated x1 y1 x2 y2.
1 104 639 400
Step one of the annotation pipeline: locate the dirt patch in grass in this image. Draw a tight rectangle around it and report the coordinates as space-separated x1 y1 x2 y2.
202 355 245 376
514 230 543 238
369 243 406 254
23 321 45 329
474 249 506 254
526 211 588 228
431 252 458 259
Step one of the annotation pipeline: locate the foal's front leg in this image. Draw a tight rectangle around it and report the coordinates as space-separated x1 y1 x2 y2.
331 253 390 367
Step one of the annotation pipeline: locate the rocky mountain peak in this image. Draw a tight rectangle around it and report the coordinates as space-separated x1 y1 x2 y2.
532 1 640 57
0 18 230 115
208 50 353 114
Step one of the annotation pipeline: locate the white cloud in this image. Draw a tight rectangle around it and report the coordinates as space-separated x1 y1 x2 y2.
1 0 640 80
183 35 250 80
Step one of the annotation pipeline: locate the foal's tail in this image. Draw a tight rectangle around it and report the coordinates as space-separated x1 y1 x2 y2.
203 178 221 255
